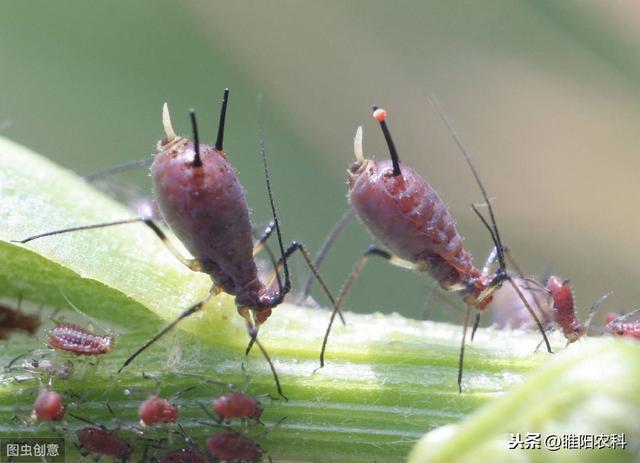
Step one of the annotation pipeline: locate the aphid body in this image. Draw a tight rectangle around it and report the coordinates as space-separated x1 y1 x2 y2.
76 427 132 461
213 391 263 421
152 110 278 324
544 275 583 342
139 395 179 426
604 312 640 339
33 390 65 421
322 106 551 390
0 300 40 339
206 432 262 462
48 322 115 355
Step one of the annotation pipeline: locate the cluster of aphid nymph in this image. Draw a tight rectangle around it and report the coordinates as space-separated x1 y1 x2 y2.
5 87 640 460
4 302 276 462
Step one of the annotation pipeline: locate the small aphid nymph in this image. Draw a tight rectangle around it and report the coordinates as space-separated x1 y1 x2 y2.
213 391 263 421
48 322 115 355
33 390 65 421
206 432 262 462
139 395 179 426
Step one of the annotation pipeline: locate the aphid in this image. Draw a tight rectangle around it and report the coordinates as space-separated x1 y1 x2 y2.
76 427 132 461
206 432 263 462
213 390 264 421
544 275 583 342
320 104 552 391
603 309 640 339
14 89 337 399
160 448 207 463
33 389 65 421
0 295 40 339
139 395 179 426
48 322 115 355
489 276 553 330
24 358 75 381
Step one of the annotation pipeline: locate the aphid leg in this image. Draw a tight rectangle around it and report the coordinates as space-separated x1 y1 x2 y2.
458 305 473 393
252 219 276 256
470 313 482 341
317 246 421 370
118 285 221 372
238 307 287 401
82 157 154 182
298 207 357 304
14 218 202 272
473 206 552 353
584 291 614 335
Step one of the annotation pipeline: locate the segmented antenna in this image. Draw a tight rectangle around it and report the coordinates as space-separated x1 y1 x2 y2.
189 109 202 168
429 96 506 270
216 88 230 152
372 106 401 176
257 96 289 294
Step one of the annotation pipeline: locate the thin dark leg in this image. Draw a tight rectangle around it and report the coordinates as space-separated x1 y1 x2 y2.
298 207 356 303
458 305 473 393
118 286 220 372
239 308 287 401
14 217 201 272
317 246 420 370
246 241 341 355
82 157 154 182
470 313 481 341
507 278 553 354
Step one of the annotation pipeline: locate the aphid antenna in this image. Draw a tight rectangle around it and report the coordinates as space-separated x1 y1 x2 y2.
189 109 202 168
216 89 230 151
373 105 402 176
257 95 288 297
429 96 552 358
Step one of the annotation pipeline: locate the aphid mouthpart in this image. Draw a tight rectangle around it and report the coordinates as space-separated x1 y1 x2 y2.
372 106 401 176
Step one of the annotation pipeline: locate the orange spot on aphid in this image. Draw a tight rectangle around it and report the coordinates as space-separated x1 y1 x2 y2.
373 108 387 122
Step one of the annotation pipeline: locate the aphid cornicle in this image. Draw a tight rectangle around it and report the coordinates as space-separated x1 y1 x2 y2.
320 104 552 391
15 89 337 398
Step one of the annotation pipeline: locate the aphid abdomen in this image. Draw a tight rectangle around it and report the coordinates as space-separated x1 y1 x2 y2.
77 428 131 460
152 140 260 298
349 159 476 288
546 275 582 340
49 323 115 355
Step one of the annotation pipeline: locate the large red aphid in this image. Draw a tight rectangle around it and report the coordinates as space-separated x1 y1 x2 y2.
213 391 263 420
160 448 207 463
545 275 583 342
76 427 131 460
206 432 262 462
0 298 40 339
15 89 337 399
321 104 552 391
34 390 64 421
138 395 178 426
48 322 115 355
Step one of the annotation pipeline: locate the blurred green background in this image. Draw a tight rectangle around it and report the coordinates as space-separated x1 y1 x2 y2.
2 0 639 326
